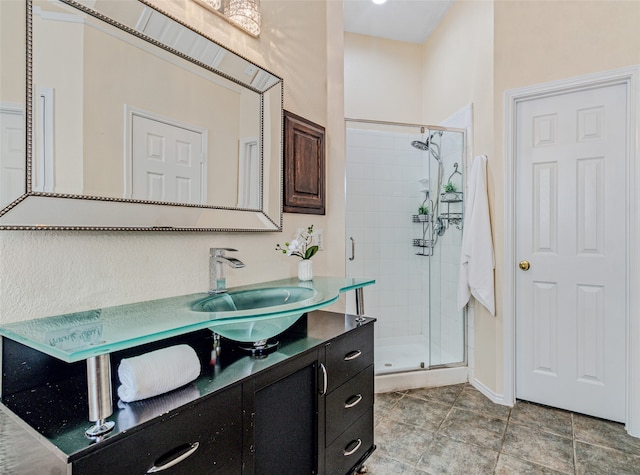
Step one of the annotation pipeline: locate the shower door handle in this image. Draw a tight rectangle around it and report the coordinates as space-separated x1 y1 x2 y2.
349 237 355 261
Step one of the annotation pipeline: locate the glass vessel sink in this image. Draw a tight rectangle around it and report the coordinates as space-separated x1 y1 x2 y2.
192 287 315 313
193 287 316 349
208 315 304 346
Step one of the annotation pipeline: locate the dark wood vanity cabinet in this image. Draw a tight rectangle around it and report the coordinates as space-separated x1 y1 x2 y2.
0 312 375 475
247 319 375 475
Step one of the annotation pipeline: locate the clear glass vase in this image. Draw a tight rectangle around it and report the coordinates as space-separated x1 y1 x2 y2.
298 259 313 281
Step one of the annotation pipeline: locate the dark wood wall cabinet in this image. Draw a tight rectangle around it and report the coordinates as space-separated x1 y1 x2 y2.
1 311 375 474
283 110 326 215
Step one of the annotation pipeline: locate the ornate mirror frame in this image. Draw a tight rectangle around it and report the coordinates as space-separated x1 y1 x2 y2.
0 0 283 231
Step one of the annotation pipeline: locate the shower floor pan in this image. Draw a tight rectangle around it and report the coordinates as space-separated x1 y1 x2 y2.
374 336 467 393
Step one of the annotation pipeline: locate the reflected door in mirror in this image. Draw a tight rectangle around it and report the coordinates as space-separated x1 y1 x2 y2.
0 107 25 208
130 113 206 205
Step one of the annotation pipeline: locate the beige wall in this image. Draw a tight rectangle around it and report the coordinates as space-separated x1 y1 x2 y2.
421 0 493 155
0 0 346 324
344 0 640 397
4 0 638 399
326 0 347 281
34 12 85 194
489 0 640 395
494 0 640 92
0 0 25 103
420 0 497 391
421 0 640 396
344 32 423 123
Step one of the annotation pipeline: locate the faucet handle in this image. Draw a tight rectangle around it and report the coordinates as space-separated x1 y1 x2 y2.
210 248 238 256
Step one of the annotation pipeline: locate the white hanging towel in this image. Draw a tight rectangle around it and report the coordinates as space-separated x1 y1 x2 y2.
457 154 495 315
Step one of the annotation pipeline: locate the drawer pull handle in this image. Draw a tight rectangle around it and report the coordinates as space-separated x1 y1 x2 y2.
344 394 363 409
343 438 362 456
319 363 328 396
147 442 199 473
344 350 362 361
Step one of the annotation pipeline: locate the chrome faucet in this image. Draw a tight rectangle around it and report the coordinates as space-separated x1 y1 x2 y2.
209 248 245 294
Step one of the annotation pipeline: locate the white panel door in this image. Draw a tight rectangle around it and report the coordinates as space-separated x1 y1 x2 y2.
0 108 25 208
515 83 627 422
132 115 204 204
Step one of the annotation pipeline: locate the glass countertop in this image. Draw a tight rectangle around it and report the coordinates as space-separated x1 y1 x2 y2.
0 277 374 363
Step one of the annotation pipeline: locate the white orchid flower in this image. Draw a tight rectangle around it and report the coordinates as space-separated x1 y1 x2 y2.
275 224 318 260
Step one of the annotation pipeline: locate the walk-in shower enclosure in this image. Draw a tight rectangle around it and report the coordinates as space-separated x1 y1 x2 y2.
345 121 466 377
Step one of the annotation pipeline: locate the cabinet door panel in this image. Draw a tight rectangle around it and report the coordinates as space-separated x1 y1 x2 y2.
254 364 317 474
73 385 242 475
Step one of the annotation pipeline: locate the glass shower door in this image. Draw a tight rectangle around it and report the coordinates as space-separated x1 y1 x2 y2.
425 128 466 367
345 121 466 375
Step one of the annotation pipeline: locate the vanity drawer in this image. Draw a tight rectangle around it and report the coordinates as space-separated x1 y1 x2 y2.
325 408 374 475
325 364 374 446
325 324 373 393
73 385 242 475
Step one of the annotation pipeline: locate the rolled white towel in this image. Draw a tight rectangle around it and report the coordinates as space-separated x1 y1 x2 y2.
117 344 201 403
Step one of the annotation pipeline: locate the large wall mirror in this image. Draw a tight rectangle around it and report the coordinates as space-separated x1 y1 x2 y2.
0 0 283 230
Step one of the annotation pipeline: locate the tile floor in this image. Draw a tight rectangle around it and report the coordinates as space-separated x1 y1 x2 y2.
367 383 640 474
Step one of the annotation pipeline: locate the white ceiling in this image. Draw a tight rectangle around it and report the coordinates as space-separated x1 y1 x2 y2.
343 0 455 45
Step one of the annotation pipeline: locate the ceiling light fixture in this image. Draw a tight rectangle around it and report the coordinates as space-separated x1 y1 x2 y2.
197 0 222 11
193 0 261 37
372 0 387 4
225 0 261 36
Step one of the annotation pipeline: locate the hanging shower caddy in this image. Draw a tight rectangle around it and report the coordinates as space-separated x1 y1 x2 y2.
440 163 463 230
412 163 464 256
412 212 434 256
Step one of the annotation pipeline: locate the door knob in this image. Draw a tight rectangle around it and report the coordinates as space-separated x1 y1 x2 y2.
519 260 531 271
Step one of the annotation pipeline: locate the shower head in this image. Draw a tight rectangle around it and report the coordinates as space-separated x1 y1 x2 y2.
411 139 442 162
411 140 429 151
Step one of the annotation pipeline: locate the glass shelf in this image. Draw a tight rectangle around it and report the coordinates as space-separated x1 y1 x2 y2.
0 277 375 363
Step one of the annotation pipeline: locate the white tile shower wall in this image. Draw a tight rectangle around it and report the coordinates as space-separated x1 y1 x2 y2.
346 128 429 341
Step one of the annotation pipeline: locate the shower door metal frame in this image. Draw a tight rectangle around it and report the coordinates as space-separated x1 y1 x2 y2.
422 124 468 371
345 118 468 372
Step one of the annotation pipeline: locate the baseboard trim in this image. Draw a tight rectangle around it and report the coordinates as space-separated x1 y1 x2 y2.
470 377 511 407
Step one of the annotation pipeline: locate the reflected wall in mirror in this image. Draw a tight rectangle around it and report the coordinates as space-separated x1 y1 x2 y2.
0 0 283 230
0 0 26 210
